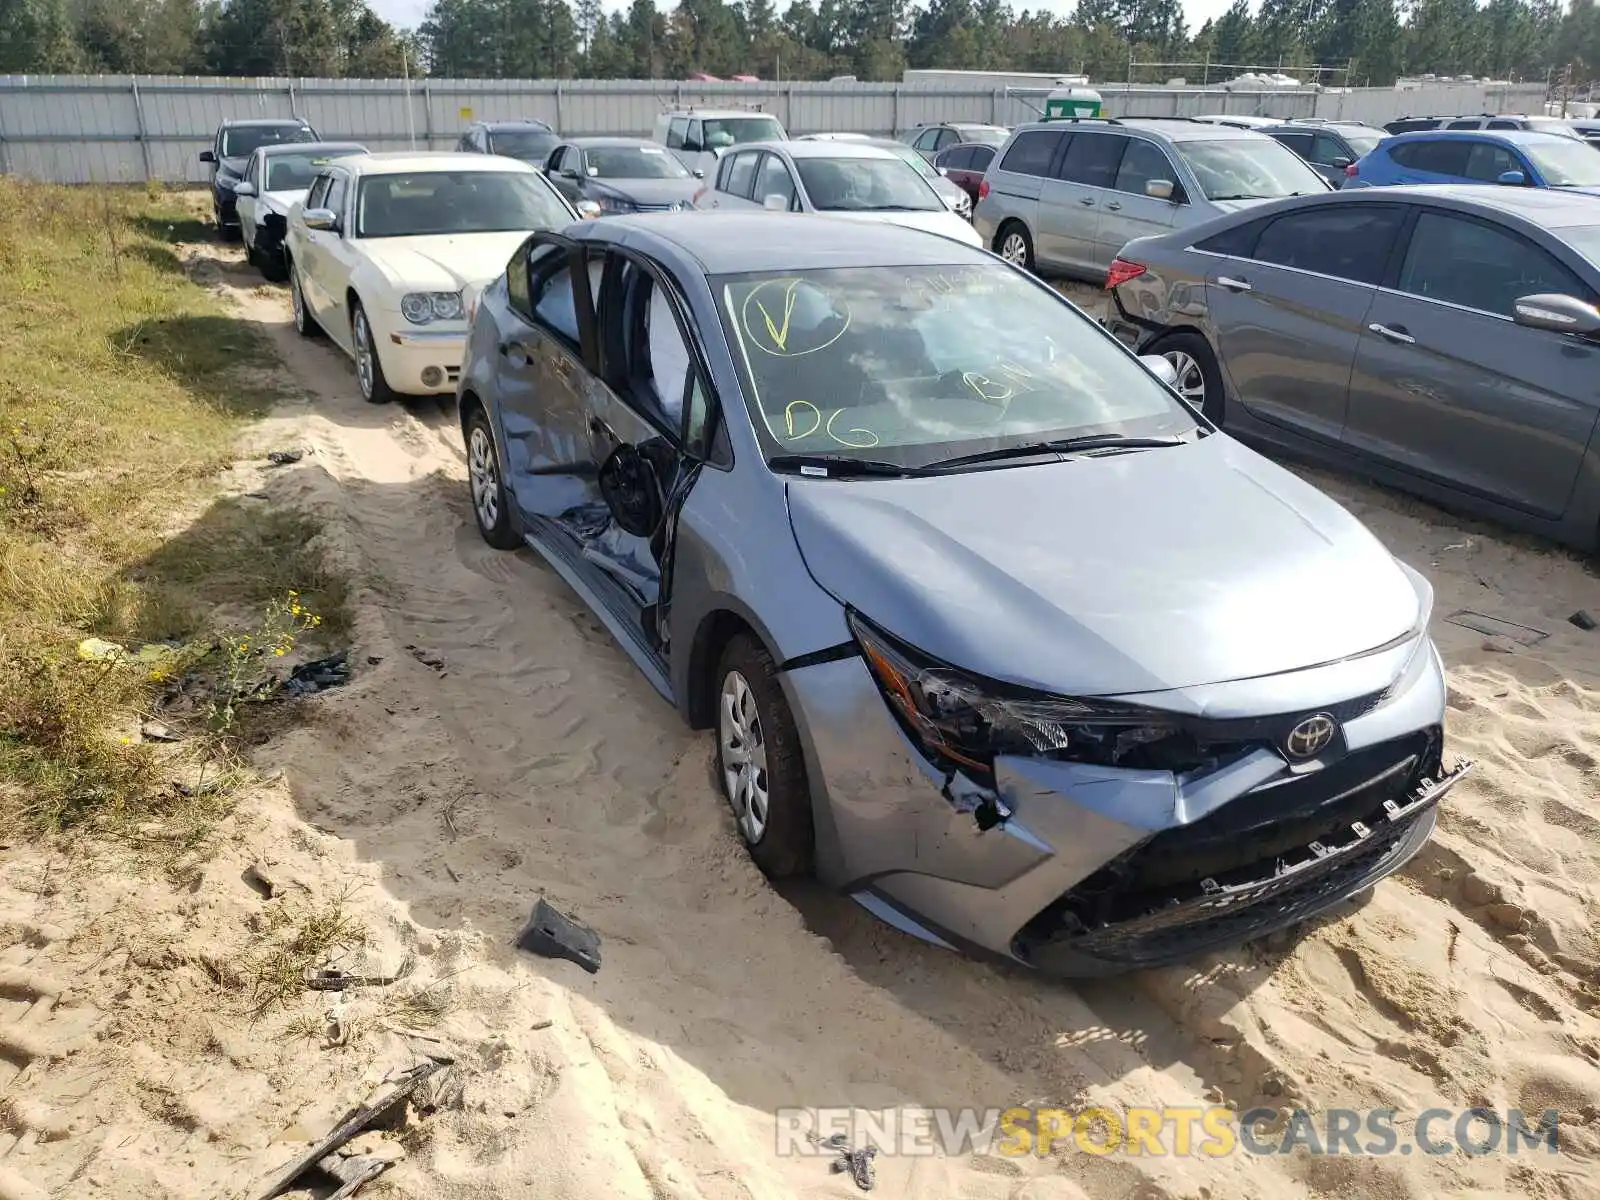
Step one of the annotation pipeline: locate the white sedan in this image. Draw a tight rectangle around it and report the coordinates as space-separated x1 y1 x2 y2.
233 141 367 281
283 152 594 404
691 140 983 247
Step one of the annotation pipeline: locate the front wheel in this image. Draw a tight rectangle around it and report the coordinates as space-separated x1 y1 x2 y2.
465 407 519 550
351 302 396 405
995 221 1035 272
290 263 321 338
716 634 813 879
1151 330 1225 424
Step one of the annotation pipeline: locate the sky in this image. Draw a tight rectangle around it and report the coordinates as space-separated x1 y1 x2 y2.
368 0 1240 42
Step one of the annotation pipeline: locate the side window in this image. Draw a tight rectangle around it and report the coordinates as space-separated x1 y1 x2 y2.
666 118 687 150
1057 133 1127 189
998 130 1063 177
753 153 797 209
1250 204 1405 284
937 146 969 170
1463 142 1521 182
1113 139 1178 195
324 174 348 225
1396 139 1471 176
532 259 582 346
971 145 996 170
723 151 759 198
935 129 959 150
645 281 693 428
684 120 704 153
1195 215 1269 256
1447 118 1482 129
547 146 565 173
1273 132 1314 157
306 174 330 211
1395 212 1588 315
914 128 941 152
684 374 713 456
506 242 535 319
1487 119 1520 130
1311 134 1349 165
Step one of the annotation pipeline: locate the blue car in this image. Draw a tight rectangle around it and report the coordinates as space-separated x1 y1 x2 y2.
1346 129 1600 192
453 212 1468 976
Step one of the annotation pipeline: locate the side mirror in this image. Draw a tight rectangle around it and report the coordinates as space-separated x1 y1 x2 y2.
585 165 598 177
938 166 950 176
1145 178 1175 200
762 193 789 211
1140 354 1179 388
199 150 216 164
598 444 663 538
692 168 706 179
576 199 601 220
1511 292 1600 336
232 181 257 197
1330 156 1353 169
302 208 339 232
1498 170 1527 186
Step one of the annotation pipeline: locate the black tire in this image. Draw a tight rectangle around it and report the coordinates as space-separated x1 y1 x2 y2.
464 406 519 550
289 261 321 338
351 301 396 405
995 221 1035 273
258 242 288 284
1149 329 1226 425
715 633 813 879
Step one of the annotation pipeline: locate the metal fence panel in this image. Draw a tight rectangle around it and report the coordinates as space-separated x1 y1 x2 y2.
0 74 1549 184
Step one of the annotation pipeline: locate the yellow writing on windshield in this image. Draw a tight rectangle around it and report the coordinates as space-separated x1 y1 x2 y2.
825 408 879 448
784 400 822 439
962 371 1014 406
740 279 851 358
757 282 799 351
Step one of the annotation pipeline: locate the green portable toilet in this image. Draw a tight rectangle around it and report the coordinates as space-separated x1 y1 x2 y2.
1044 86 1103 120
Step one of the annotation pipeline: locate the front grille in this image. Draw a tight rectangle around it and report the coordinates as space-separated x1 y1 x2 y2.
446 366 460 383
1014 728 1448 968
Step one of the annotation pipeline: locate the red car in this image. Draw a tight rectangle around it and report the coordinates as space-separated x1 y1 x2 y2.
934 141 999 209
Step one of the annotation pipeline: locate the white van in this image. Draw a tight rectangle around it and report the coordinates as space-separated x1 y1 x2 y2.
652 107 788 178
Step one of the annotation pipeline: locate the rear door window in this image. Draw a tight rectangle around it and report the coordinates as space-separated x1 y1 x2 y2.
1390 139 1472 176
1311 133 1351 165
1447 118 1483 129
1272 131 1314 157
1057 133 1127 189
1487 119 1521 130
939 146 972 170
1249 204 1405 284
971 145 996 170
998 130 1064 177
1395 211 1589 315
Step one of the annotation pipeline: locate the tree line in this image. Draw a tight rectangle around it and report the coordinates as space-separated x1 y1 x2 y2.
4 0 1600 89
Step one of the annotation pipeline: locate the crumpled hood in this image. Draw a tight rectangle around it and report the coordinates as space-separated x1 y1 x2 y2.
361 231 532 294
594 178 702 207
829 209 984 247
262 187 308 214
786 435 1422 697
218 157 248 178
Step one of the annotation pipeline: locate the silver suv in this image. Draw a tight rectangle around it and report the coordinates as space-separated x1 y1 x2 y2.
971 117 1330 280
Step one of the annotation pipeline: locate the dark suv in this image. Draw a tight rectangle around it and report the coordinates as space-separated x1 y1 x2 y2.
457 120 561 165
1385 113 1581 138
200 118 318 238
1263 120 1385 188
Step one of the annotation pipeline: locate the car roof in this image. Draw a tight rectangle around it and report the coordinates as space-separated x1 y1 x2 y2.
257 140 365 156
1385 128 1575 145
1013 118 1267 142
336 152 538 176
480 119 553 130
593 212 991 273
766 141 902 160
1265 120 1379 134
221 118 312 128
1304 183 1600 228
563 136 657 147
662 109 781 119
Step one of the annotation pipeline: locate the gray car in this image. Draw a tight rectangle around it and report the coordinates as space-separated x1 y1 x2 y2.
1103 185 1600 554
972 117 1330 279
543 137 703 213
1262 119 1385 188
796 132 972 217
455 212 1468 976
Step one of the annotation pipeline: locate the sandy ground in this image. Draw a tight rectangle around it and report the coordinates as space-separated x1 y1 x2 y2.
1 241 1598 1200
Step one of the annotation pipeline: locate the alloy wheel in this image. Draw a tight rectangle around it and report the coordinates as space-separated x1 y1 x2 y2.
999 231 1029 266
354 309 374 400
1162 350 1208 412
719 669 769 844
468 425 500 532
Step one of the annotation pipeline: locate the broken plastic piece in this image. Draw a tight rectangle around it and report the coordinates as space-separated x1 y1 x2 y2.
283 651 350 697
267 449 304 466
1571 609 1597 631
815 1132 878 1191
515 899 601 974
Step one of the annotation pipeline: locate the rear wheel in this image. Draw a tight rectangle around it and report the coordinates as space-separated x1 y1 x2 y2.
995 221 1035 272
290 262 320 338
1150 330 1225 424
716 634 813 879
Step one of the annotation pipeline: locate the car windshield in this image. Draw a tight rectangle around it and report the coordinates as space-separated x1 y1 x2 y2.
1555 225 1600 265
585 145 690 178
715 263 1197 468
223 125 314 158
356 171 571 238
489 130 559 161
1524 118 1582 139
265 148 362 192
958 127 1009 145
1177 138 1327 200
1522 140 1600 186
795 157 943 212
700 116 785 148
1343 131 1384 157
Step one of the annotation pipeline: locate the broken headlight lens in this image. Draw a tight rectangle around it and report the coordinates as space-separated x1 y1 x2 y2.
845 610 1180 783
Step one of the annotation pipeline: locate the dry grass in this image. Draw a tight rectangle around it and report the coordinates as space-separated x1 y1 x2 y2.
243 889 369 1017
0 178 349 841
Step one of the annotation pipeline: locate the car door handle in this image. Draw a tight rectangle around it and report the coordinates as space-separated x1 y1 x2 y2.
1368 322 1415 345
1079 197 1096 206
1106 201 1122 211
1215 276 1252 293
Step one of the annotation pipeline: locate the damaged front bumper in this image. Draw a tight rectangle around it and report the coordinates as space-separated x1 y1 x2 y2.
784 635 1465 975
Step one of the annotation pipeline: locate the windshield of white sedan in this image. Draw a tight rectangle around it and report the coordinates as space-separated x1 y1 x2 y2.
795 158 943 212
717 264 1196 464
1178 138 1326 200
356 172 571 238
266 148 362 191
1522 140 1600 186
587 145 690 178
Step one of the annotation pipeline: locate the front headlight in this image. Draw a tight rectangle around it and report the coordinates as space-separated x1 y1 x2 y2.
596 193 637 214
401 291 464 324
846 611 1180 783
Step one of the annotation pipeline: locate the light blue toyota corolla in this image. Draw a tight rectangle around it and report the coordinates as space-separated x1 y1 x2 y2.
455 212 1471 975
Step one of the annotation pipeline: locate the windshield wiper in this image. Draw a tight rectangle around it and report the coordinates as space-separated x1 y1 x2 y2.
767 453 931 478
924 434 1188 471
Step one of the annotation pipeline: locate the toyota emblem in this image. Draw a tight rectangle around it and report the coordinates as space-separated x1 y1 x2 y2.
1284 713 1337 759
